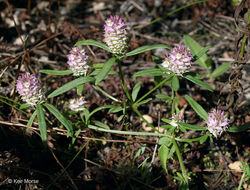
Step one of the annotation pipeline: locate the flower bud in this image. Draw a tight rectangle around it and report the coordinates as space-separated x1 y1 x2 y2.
162 45 193 76
207 109 229 138
67 46 89 76
104 15 128 55
16 72 44 105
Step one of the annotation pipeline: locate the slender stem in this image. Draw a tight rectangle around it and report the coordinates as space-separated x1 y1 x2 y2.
117 58 133 103
94 85 121 103
171 87 175 115
237 172 246 190
172 134 189 184
132 105 160 133
135 73 174 105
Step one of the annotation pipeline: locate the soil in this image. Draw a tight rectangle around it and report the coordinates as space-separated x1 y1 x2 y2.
0 0 249 189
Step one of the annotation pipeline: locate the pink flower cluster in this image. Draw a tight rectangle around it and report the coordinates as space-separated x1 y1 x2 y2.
16 72 44 105
69 96 86 112
170 112 184 127
104 15 128 55
207 109 229 138
162 45 193 76
67 46 89 76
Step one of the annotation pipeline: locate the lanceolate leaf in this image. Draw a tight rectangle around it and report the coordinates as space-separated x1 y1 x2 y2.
133 68 164 78
95 57 116 85
185 95 209 121
211 62 232 78
48 76 95 98
125 44 170 57
192 46 210 62
132 82 142 101
36 104 47 142
39 70 73 76
184 74 213 92
158 145 169 173
27 110 37 127
177 122 206 131
75 40 111 52
172 75 180 91
184 35 209 70
43 103 74 135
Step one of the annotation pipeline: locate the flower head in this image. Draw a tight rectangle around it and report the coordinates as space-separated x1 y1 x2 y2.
69 96 86 112
169 112 184 127
67 46 89 76
207 109 229 138
162 45 193 76
104 15 128 55
16 72 44 105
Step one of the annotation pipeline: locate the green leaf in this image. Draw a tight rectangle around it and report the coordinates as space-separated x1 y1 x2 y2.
184 35 209 70
132 82 142 101
211 62 232 78
228 122 250 132
77 84 84 95
158 145 169 173
36 104 47 142
137 98 152 106
184 73 213 92
167 145 175 160
108 106 123 113
39 70 73 75
95 57 116 85
89 105 114 118
48 76 95 98
27 110 37 127
133 68 164 78
91 120 110 129
83 108 90 122
177 122 206 131
43 103 74 135
89 69 116 76
199 134 209 144
159 137 172 147
156 94 172 101
117 115 124 122
185 95 209 121
193 46 210 62
75 40 111 52
20 103 31 110
125 44 170 57
172 75 180 91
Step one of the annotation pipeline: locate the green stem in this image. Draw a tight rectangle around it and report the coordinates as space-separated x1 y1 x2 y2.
171 87 175 115
132 105 160 133
117 58 133 103
94 85 121 103
135 73 174 105
237 172 246 190
172 135 189 184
